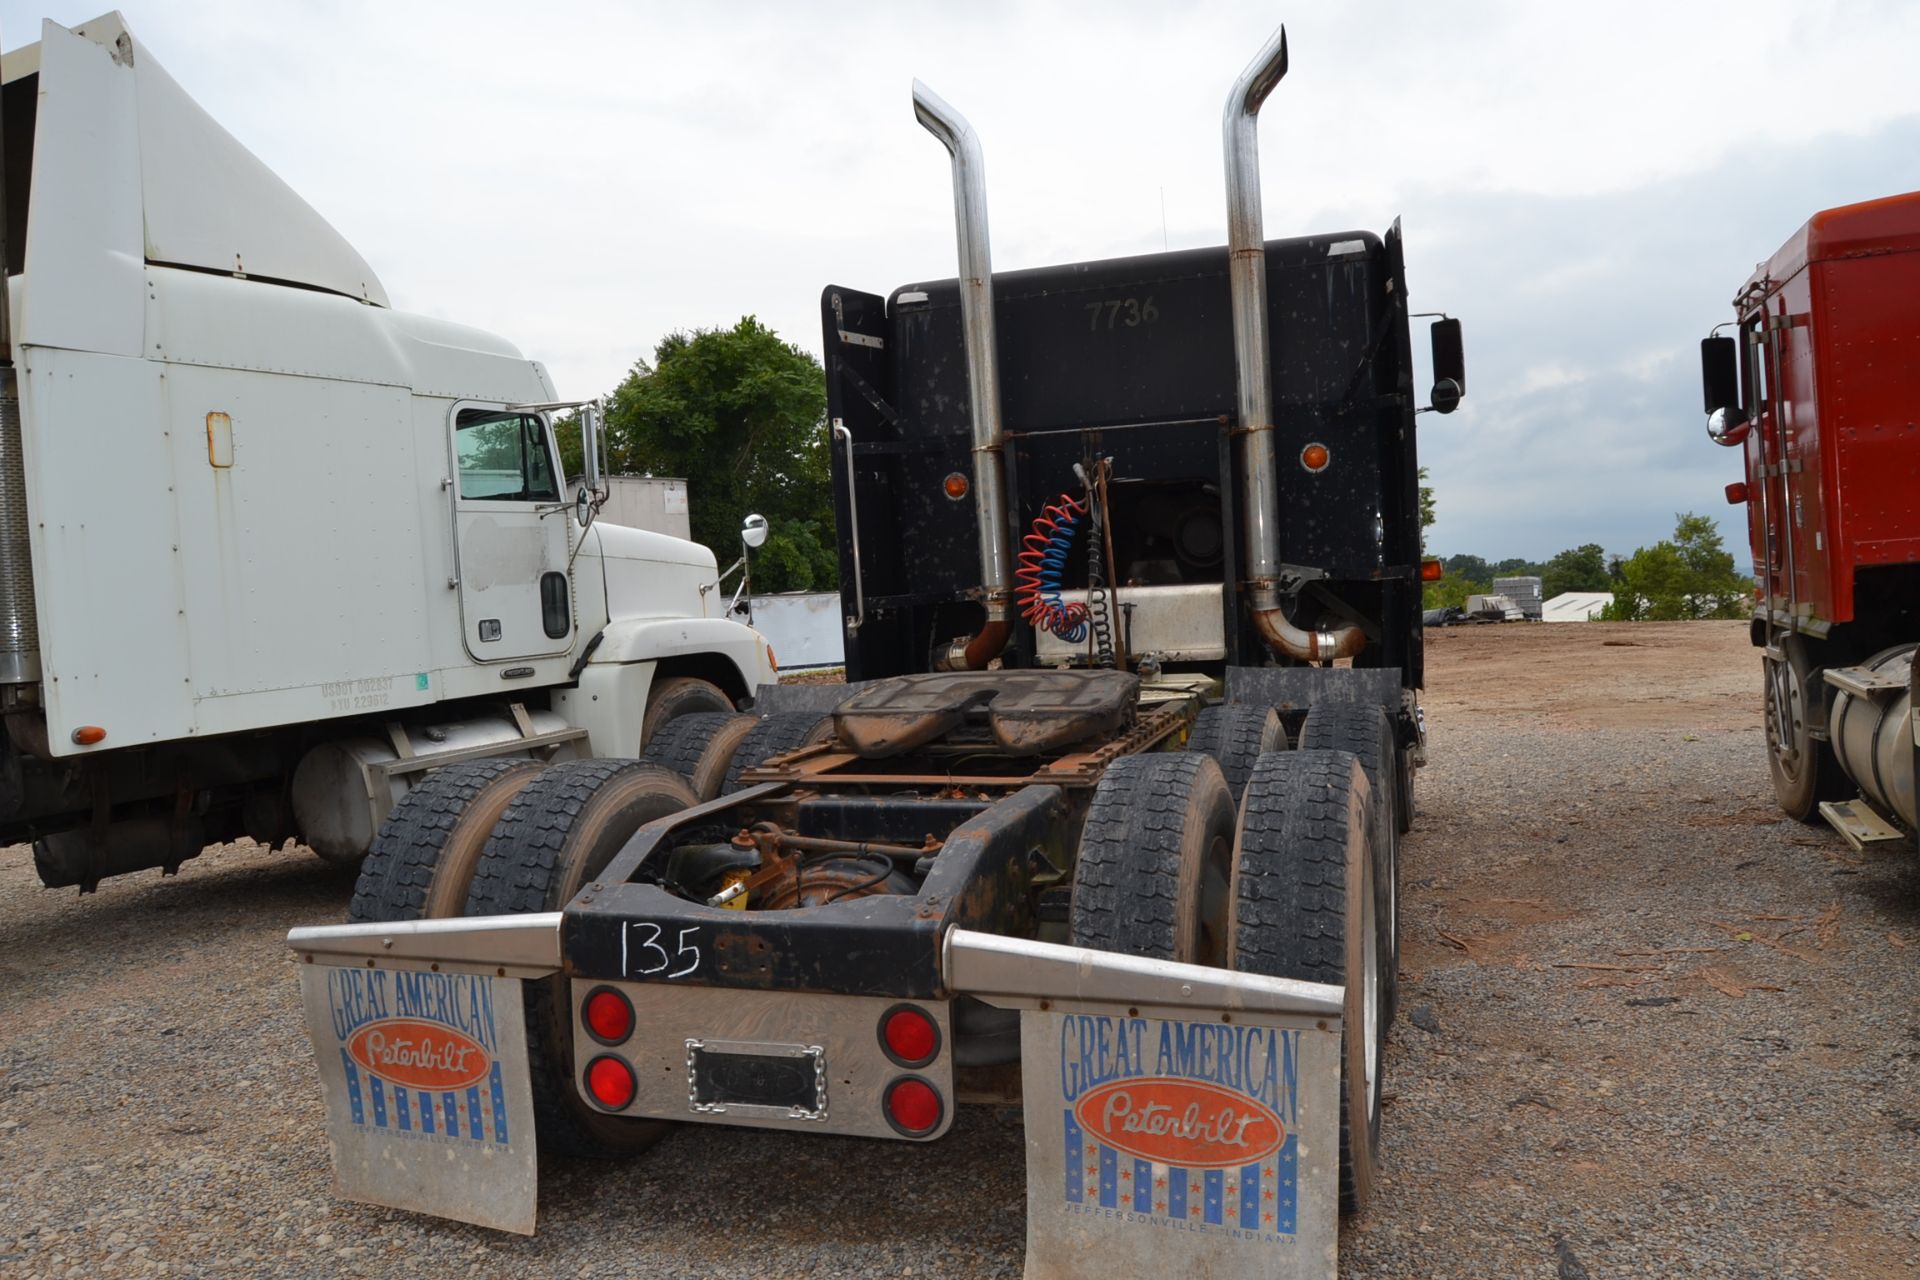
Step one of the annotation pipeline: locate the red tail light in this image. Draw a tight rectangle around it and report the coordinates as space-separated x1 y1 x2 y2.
583 987 635 1045
585 1055 636 1110
879 1004 940 1068
883 1076 943 1137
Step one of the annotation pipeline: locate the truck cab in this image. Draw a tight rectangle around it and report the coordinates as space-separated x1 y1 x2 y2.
1699 189 1920 839
0 14 773 889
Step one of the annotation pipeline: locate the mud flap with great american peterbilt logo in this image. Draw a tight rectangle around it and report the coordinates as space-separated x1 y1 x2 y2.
945 930 1343 1280
288 917 1342 1275
291 914 559 1234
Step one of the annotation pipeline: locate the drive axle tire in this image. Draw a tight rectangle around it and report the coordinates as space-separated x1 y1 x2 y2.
1765 636 1850 823
640 675 734 747
641 711 759 801
1184 703 1287 803
1070 752 1237 967
1395 741 1416 835
347 759 547 924
721 713 833 794
1301 702 1401 1032
1229 749 1382 1215
465 760 700 1159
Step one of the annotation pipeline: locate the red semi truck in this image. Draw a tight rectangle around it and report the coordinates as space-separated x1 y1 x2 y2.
1700 190 1920 846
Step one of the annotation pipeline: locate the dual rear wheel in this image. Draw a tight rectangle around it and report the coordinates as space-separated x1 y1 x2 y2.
1073 710 1395 1214
350 756 702 1159
349 698 825 1158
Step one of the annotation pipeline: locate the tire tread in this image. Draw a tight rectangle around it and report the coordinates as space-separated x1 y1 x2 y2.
347 759 543 924
1186 704 1287 801
465 759 695 1158
1071 753 1232 960
1232 749 1379 1214
721 713 830 794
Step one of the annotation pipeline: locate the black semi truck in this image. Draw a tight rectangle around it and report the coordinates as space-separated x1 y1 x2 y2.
288 26 1464 1273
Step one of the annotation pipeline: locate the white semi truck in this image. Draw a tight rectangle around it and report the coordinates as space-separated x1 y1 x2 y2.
0 13 774 891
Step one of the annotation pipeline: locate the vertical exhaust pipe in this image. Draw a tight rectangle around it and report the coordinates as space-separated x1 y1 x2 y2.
914 80 1012 671
1223 26 1364 662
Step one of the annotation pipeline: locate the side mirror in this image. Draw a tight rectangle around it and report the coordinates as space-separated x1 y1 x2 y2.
742 513 769 549
579 403 602 492
1429 318 1465 414
575 484 593 527
1700 336 1748 446
1699 335 1742 415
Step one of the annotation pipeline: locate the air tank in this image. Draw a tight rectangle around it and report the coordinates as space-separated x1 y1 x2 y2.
1827 644 1917 830
292 708 582 863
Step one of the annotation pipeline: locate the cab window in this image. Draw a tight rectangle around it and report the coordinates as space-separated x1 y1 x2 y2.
454 410 559 502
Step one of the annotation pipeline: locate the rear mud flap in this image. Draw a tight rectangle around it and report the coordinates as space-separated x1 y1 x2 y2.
947 930 1343 1280
290 915 561 1235
298 965 538 1234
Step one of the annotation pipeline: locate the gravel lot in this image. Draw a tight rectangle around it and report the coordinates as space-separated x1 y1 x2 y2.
2 621 1916 1278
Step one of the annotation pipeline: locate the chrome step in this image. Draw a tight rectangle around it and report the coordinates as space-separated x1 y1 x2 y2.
1823 664 1909 698
1818 799 1909 852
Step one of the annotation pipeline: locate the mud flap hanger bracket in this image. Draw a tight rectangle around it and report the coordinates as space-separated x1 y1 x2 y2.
944 927 1342 1020
286 911 563 980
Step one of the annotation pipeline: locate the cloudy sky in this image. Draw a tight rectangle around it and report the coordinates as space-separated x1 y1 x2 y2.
4 1 1915 562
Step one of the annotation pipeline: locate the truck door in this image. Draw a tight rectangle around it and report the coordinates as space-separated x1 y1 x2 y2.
449 406 573 661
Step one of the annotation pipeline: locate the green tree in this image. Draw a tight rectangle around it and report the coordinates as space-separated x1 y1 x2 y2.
1423 569 1488 610
1599 514 1748 621
1444 553 1493 583
1542 543 1610 598
1418 466 1435 546
591 317 834 595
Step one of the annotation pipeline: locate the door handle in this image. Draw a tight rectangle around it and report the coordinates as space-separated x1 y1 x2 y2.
833 419 864 635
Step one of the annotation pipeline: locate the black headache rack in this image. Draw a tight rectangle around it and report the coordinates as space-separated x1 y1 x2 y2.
560 783 1065 998
823 224 1424 695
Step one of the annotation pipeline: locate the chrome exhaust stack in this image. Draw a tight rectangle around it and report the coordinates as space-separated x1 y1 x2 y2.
1223 26 1364 662
915 80 1012 670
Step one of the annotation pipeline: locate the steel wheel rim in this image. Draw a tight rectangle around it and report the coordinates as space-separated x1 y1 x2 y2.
1766 657 1808 779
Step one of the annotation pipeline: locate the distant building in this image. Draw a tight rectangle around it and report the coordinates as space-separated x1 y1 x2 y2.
1492 576 1544 620
1542 591 1614 622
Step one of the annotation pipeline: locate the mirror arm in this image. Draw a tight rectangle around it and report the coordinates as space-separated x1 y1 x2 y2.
702 555 747 599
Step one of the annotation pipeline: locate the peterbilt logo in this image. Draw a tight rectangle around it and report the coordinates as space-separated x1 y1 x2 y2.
347 1019 489 1091
1073 1077 1285 1168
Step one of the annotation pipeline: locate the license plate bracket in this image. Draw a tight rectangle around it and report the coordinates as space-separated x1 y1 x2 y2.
686 1038 827 1122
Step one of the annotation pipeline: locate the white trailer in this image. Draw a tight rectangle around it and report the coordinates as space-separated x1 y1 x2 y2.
598 476 691 541
0 13 773 890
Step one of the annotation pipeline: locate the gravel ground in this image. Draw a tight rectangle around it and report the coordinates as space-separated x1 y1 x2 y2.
1 621 1916 1278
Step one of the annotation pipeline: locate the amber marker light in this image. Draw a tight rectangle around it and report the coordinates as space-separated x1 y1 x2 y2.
1420 559 1444 582
1300 443 1330 472
71 726 106 746
943 472 970 500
